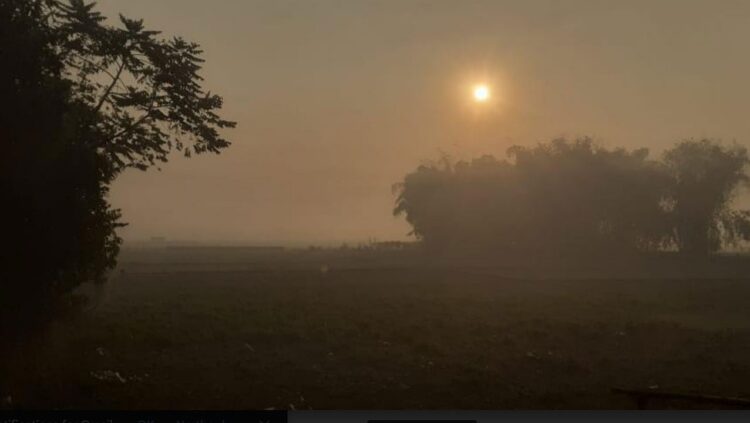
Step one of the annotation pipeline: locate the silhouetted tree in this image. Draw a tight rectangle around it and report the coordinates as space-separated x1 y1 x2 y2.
663 139 750 256
0 0 234 341
393 155 480 249
508 138 672 252
394 138 673 255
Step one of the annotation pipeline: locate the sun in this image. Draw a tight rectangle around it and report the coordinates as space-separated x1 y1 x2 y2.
473 84 490 102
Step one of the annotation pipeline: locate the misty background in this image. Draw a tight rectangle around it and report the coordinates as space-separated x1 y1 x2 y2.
99 0 750 245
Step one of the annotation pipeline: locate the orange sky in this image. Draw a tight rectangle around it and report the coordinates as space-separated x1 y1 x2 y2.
99 0 750 245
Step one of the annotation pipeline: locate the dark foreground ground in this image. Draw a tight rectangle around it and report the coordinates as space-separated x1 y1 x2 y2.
4 247 750 409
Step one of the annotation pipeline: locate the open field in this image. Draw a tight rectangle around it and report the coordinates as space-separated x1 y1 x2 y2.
5 247 750 409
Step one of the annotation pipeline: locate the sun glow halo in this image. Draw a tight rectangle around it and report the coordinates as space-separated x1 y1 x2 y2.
473 84 490 102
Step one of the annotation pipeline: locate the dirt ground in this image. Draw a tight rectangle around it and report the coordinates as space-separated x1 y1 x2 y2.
4 247 750 409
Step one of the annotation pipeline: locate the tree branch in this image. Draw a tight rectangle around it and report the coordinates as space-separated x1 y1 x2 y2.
94 58 126 113
108 111 152 144
69 54 128 92
105 87 161 145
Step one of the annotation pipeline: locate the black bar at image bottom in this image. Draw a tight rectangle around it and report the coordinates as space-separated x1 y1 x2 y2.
0 411 287 423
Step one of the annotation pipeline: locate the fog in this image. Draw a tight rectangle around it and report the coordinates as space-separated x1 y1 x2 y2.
99 0 750 245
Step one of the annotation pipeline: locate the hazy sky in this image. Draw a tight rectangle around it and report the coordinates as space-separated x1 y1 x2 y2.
99 0 750 245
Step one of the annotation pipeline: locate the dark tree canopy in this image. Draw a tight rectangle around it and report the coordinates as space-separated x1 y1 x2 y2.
0 0 234 339
394 138 750 256
55 0 236 172
663 139 750 255
506 139 676 252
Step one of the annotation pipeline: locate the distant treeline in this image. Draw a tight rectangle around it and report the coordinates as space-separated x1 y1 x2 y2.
394 138 750 256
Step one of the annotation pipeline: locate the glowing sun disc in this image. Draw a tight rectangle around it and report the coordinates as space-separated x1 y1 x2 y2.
473 84 490 102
